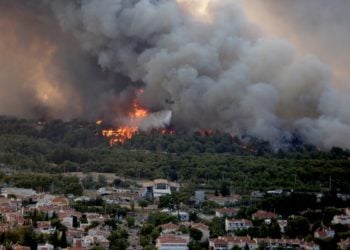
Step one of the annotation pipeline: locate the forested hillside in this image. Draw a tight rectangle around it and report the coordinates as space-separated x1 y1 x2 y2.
0 116 349 193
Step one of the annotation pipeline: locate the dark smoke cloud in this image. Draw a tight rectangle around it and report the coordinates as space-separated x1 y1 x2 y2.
0 0 139 121
1 0 350 149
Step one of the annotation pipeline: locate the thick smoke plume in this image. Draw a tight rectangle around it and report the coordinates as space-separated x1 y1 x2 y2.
1 0 350 149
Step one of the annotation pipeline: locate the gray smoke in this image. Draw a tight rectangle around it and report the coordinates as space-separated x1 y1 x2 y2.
1 0 350 149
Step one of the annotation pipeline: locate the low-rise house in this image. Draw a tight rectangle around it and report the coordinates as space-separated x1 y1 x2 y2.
266 189 283 195
35 205 56 218
97 187 114 196
209 238 229 250
85 213 107 224
36 194 56 208
156 234 189 250
257 238 320 250
172 211 189 222
251 191 265 199
225 218 253 232
37 243 54 250
51 197 69 207
62 216 74 228
209 236 257 250
35 221 55 235
12 245 31 250
5 212 25 226
67 228 84 245
74 196 91 202
1 188 36 199
345 208 350 216
94 235 110 249
277 220 288 233
215 208 238 218
0 223 10 233
142 179 180 199
252 210 277 220
88 227 111 239
314 228 335 239
81 235 94 249
338 238 350 250
72 238 83 248
210 237 319 250
302 241 321 250
160 223 179 234
332 215 350 225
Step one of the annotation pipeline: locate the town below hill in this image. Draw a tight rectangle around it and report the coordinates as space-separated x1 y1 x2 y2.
0 176 349 250
0 117 350 249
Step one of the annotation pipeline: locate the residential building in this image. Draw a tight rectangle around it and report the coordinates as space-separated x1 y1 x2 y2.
314 228 335 239
35 221 55 235
37 243 54 250
252 210 278 220
215 208 238 218
277 220 288 233
345 207 350 216
338 238 350 250
172 211 189 222
225 218 253 232
142 179 180 199
156 234 190 250
160 223 179 234
210 237 320 250
1 188 36 199
12 245 31 250
332 215 350 225
209 236 257 250
195 191 205 204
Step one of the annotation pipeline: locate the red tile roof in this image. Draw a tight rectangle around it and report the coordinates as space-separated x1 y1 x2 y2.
158 235 188 244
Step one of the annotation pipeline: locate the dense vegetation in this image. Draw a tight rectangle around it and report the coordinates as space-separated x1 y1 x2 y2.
0 116 350 193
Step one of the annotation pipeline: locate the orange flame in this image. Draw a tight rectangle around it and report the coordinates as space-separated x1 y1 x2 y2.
101 100 149 145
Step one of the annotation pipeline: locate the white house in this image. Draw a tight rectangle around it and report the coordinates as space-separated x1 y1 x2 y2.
215 208 238 218
332 215 350 225
142 179 180 199
225 218 253 232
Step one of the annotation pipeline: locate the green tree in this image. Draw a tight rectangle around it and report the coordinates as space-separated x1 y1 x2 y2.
220 181 231 197
138 200 149 210
209 217 225 237
126 216 135 227
285 216 310 238
143 246 156 250
60 227 68 248
189 227 203 241
188 240 202 250
72 216 79 228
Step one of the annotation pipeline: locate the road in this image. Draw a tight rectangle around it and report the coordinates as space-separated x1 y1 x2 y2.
128 228 142 250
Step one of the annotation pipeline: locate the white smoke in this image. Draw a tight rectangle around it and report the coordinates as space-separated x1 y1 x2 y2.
140 110 172 131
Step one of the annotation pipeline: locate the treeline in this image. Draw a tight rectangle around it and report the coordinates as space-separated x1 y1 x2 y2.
0 116 350 193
